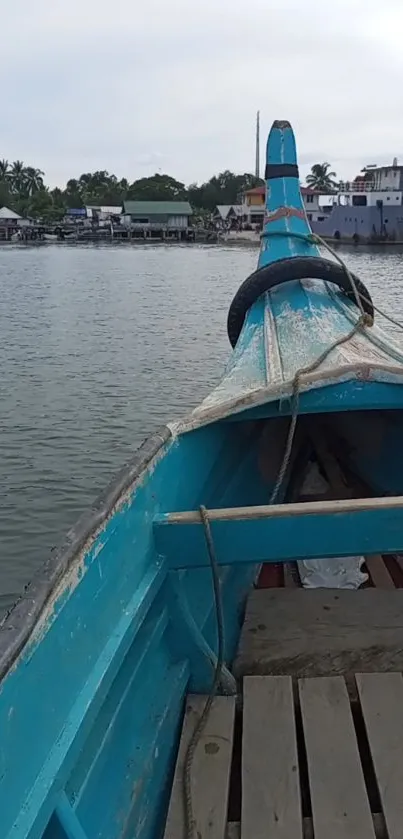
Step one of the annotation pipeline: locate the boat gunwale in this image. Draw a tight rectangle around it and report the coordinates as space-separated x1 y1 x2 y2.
0 425 172 683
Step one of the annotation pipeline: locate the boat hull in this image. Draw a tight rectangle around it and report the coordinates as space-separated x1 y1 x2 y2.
3 118 403 839
0 421 275 839
312 203 403 244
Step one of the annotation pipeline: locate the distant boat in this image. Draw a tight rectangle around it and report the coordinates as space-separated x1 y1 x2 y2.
3 120 403 839
313 163 403 243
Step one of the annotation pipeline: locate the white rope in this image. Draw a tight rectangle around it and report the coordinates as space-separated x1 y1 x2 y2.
311 232 403 332
311 233 367 318
268 316 365 504
268 234 374 505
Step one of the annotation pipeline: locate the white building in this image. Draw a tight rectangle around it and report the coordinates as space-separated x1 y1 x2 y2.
337 160 403 207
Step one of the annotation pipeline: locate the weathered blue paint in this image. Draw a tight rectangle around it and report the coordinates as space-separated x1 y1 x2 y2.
154 498 403 569
224 381 403 421
258 120 319 268
2 119 403 839
53 793 89 839
0 423 257 839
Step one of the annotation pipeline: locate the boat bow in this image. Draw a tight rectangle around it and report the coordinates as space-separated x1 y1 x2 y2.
174 121 403 432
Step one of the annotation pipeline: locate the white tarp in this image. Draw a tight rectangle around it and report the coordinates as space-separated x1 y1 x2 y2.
297 462 368 590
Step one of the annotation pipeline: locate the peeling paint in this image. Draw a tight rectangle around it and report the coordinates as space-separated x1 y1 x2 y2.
172 276 403 434
264 206 305 224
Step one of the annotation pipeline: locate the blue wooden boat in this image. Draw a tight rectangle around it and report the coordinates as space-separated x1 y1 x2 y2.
3 120 403 839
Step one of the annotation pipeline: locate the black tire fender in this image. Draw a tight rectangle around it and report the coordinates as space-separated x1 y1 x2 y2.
227 256 374 347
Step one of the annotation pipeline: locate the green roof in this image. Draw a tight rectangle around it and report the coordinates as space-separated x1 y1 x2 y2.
123 201 192 216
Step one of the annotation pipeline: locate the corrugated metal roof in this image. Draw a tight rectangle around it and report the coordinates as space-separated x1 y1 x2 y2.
215 204 243 219
0 206 21 219
123 201 192 216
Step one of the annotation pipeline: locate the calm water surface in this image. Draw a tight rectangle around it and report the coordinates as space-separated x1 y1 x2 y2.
1 243 403 612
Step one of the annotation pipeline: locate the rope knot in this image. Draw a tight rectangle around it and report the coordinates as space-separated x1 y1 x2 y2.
361 312 374 328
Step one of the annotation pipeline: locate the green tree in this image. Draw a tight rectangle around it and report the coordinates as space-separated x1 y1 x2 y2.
0 156 271 219
128 174 187 201
306 163 337 191
188 171 262 211
10 160 26 194
24 167 45 196
64 179 84 208
50 187 67 216
0 159 10 180
0 159 12 208
0 180 12 208
27 187 54 220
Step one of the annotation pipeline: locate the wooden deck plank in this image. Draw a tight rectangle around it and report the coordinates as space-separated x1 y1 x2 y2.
299 677 375 839
228 815 387 839
234 589 403 679
356 673 403 839
364 555 395 589
242 676 302 839
164 695 235 839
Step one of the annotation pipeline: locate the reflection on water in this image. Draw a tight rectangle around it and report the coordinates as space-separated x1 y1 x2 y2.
0 242 403 608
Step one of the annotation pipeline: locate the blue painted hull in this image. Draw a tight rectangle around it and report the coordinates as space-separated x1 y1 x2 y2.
0 424 264 839
2 121 403 839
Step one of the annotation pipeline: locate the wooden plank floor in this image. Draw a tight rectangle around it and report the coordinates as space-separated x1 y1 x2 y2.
242 676 302 839
164 695 235 839
164 674 403 838
234 588 403 680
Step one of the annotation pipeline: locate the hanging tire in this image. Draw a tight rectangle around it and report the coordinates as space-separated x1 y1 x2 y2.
227 256 374 347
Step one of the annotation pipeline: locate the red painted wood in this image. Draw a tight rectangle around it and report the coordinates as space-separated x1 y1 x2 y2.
256 563 284 588
384 555 403 588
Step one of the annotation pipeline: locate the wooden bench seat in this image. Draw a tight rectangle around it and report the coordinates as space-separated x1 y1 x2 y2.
234 588 403 680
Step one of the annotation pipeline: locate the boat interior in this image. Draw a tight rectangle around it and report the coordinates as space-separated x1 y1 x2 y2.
159 406 403 839
3 118 403 839
2 402 403 839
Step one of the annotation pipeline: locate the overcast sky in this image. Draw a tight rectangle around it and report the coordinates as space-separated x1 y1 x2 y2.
1 0 403 187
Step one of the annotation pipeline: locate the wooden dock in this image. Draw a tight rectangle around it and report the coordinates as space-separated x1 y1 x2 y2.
164 673 403 839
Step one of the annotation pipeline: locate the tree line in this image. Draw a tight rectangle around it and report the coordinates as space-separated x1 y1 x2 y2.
0 159 339 222
0 162 264 222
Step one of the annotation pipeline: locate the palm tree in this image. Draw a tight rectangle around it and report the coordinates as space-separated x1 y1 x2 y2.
10 160 26 194
24 167 45 196
306 162 337 192
0 159 9 180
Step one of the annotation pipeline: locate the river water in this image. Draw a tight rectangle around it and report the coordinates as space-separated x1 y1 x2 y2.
1 243 403 613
